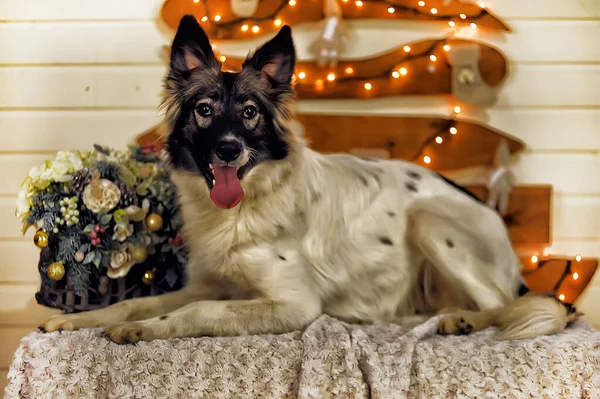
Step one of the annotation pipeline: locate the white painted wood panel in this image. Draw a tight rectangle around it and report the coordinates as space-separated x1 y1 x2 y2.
547 240 600 259
0 0 597 21
1 65 598 108
1 21 598 64
575 281 600 326
0 327 32 366
0 369 7 396
0 285 59 326
1 109 598 152
0 242 42 283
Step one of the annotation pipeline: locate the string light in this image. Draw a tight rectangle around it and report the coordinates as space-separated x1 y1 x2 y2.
423 155 432 164
403 45 412 53
460 13 467 19
289 0 296 5
241 24 249 31
388 7 395 13
315 79 324 89
219 55 227 62
392 71 400 78
297 71 306 79
478 2 486 8
576 254 582 262
193 0 200 3
573 272 579 280
443 45 451 51
214 15 221 22
470 22 478 29
399 67 408 76
356 0 363 6
429 55 437 62
201 16 208 22
252 25 260 33
449 127 458 135
274 19 282 26
435 136 443 144
531 255 539 264
558 294 565 301
430 8 438 14
448 21 456 27
418 1 425 6
345 67 354 75
453 105 462 114
327 73 336 81
364 82 373 91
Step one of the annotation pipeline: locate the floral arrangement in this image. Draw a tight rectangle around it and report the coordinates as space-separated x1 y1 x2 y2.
16 144 187 307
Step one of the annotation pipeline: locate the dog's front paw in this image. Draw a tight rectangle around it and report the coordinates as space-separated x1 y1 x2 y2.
39 313 99 333
437 312 475 336
104 322 154 345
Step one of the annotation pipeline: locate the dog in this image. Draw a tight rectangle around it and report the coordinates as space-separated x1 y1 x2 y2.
40 16 579 344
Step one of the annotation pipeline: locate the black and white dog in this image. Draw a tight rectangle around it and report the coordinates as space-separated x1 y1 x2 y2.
41 16 578 343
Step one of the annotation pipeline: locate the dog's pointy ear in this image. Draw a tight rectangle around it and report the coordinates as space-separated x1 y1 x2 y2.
243 25 296 88
170 15 218 73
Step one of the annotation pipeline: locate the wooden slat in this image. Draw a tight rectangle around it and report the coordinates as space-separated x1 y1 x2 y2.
0 328 32 367
2 21 596 64
0 285 60 326
547 241 600 259
485 0 599 19
0 242 42 283
575 281 600 327
0 368 8 397
553 196 600 240
0 64 597 108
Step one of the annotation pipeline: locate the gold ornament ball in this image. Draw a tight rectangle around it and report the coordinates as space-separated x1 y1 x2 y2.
145 213 163 232
131 245 148 264
34 230 49 249
47 261 65 281
142 269 155 285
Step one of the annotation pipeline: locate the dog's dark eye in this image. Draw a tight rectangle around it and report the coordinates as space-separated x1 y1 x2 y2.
197 103 212 118
242 106 257 120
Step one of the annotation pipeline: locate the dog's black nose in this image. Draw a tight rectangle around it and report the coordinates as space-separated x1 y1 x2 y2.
215 141 242 162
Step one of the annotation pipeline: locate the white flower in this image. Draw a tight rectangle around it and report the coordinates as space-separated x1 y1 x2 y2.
125 198 150 222
112 221 134 242
82 179 121 214
108 244 135 279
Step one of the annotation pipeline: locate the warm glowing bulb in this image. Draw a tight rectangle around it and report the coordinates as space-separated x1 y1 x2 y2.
327 73 336 81
289 0 296 5
531 255 539 264
193 0 200 3
241 24 249 31
418 1 425 6
430 8 438 14
252 25 260 33
201 16 208 22
448 21 456 27
403 45 411 53
460 13 467 19
388 7 395 13
576 254 582 262
214 15 221 21
392 71 400 78
399 67 408 76
478 2 486 8
435 136 443 144
453 105 462 114
355 0 363 6
558 294 565 301
573 272 580 280
297 71 306 79
274 19 282 26
470 22 478 29
443 44 451 51
430 55 437 62
219 55 227 62
315 79 324 88
423 155 432 164
449 127 458 135
364 82 373 91
345 67 354 75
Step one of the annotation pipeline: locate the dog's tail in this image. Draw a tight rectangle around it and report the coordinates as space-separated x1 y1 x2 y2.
495 291 580 340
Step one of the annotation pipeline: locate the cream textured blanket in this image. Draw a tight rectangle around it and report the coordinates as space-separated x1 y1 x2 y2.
5 315 600 399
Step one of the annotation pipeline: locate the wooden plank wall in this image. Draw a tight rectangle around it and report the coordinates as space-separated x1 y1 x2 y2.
0 0 598 391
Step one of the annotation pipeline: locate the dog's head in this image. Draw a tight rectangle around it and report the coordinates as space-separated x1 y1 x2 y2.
163 15 297 209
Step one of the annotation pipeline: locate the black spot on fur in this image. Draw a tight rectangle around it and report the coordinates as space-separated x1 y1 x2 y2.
278 254 286 261
445 239 455 248
38 326 46 333
311 191 321 204
136 331 143 338
58 328 63 333
354 171 369 186
406 170 422 180
160 315 168 320
518 283 530 297
387 211 396 218
436 173 483 203
378 236 393 246
359 156 378 162
405 181 418 192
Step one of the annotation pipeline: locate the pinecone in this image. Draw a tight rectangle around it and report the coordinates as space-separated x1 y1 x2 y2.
118 182 138 207
71 168 92 194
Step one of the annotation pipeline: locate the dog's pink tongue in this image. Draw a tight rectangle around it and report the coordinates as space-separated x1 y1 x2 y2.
210 166 244 209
